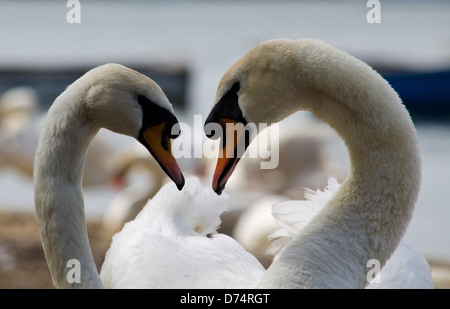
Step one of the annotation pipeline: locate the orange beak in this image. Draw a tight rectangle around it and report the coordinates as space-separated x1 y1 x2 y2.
141 123 185 190
212 118 248 195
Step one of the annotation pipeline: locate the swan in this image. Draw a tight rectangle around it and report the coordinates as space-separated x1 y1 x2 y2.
100 175 265 288
33 63 185 288
0 87 42 176
204 38 426 288
0 86 40 134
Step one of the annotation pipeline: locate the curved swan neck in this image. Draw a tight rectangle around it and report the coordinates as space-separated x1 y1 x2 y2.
256 39 421 288
34 84 104 288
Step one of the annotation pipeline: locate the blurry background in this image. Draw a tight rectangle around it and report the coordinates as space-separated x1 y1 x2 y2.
0 0 449 288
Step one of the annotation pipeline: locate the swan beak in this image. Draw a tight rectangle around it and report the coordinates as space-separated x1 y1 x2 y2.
212 118 248 195
141 123 185 190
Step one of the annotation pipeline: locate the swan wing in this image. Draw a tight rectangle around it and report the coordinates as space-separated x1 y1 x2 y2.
366 238 433 289
268 177 340 255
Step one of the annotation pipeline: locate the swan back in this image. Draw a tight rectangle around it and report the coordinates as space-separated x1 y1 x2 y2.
100 176 265 288
135 176 226 236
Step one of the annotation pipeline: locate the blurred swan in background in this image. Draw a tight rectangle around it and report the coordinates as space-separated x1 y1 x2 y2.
0 87 42 177
103 142 168 233
0 86 39 134
232 194 288 268
235 115 347 199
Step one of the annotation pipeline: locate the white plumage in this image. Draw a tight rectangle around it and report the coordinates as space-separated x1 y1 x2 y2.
268 178 434 288
102 174 433 289
101 176 265 288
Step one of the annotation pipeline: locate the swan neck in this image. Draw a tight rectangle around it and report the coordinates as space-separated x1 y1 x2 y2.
260 51 421 288
34 93 104 288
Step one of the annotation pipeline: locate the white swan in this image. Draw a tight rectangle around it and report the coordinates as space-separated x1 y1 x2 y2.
34 63 185 288
100 175 265 288
204 38 427 288
0 87 42 176
0 86 40 134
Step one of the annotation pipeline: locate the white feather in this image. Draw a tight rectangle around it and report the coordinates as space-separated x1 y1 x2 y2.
101 176 265 288
268 177 433 288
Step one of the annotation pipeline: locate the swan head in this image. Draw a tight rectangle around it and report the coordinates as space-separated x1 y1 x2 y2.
205 38 415 197
204 39 307 194
81 63 185 189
